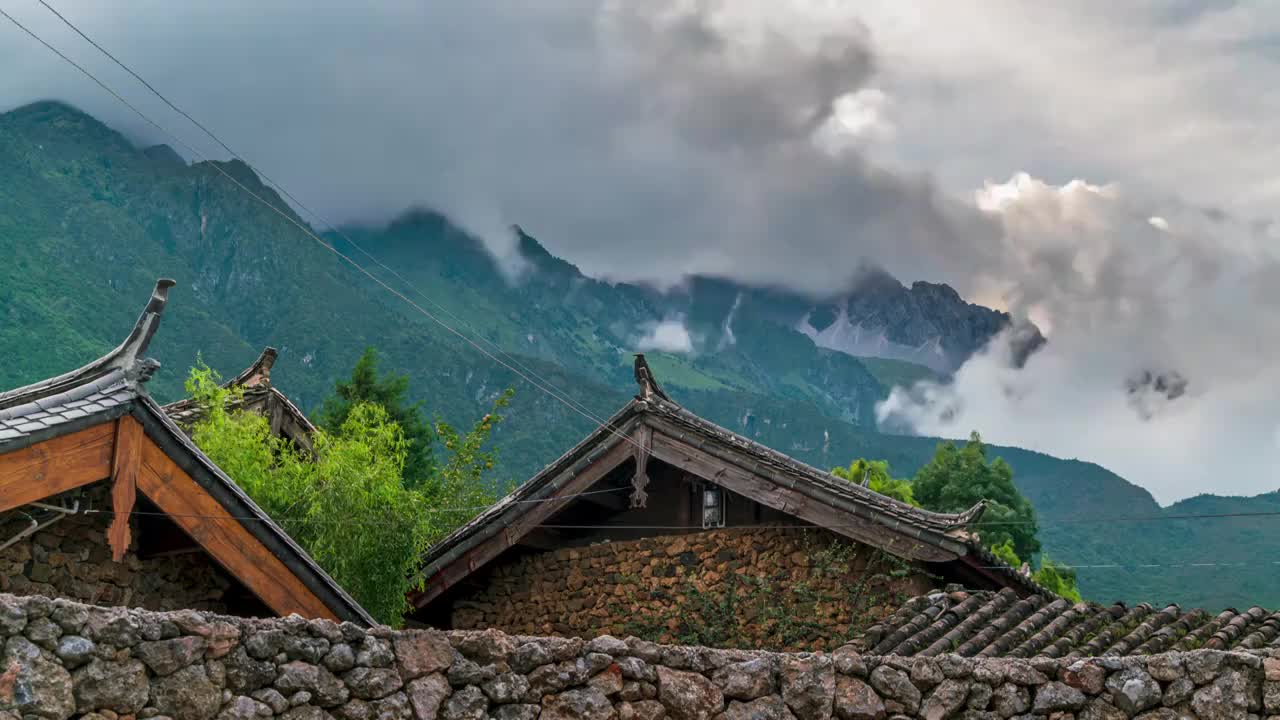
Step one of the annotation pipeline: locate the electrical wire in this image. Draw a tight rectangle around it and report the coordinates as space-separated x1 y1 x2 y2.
14 3 1280 568
68 485 632 520
17 508 1280 572
971 509 1280 527
0 4 646 456
29 0 610 432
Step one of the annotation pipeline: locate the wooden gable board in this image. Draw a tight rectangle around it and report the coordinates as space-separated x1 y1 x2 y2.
0 414 339 620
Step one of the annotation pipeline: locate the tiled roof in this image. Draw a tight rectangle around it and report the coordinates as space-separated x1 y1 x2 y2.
0 368 135 445
644 396 986 535
417 356 1036 610
853 588 1280 657
0 280 374 625
162 347 317 452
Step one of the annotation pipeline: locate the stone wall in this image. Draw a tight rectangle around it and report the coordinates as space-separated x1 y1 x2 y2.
0 484 239 613
449 528 934 651
4 592 1279 720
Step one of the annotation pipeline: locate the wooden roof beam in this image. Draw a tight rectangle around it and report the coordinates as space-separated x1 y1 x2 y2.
0 422 114 514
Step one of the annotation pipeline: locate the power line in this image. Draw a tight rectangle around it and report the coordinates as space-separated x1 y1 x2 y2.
37 507 1280 572
0 4 645 456
29 0 610 433
972 509 1280 527
19 2 1280 544
67 486 631 522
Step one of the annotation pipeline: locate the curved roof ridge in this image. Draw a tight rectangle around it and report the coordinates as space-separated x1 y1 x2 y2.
0 279 174 410
227 346 278 387
645 396 986 531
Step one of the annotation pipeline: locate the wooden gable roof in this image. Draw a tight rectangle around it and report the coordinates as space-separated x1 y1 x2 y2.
163 346 318 453
414 355 1039 612
0 280 373 625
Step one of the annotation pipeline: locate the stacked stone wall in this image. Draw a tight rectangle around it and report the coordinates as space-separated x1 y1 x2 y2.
450 528 934 651
4 592 1279 720
0 484 236 613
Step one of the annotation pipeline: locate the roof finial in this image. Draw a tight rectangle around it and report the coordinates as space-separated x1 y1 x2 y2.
234 347 278 387
633 353 670 402
113 278 176 379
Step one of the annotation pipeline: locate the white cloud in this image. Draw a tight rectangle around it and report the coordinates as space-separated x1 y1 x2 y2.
879 172 1280 503
812 87 894 153
0 0 999 296
634 317 695 353
852 1 1280 220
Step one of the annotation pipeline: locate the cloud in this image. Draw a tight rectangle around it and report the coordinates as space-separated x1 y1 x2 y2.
878 173 1280 503
10 1 1280 500
850 1 1280 218
633 317 695 353
812 88 895 154
0 0 994 296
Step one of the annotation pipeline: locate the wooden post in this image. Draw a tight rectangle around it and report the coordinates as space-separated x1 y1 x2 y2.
630 425 652 508
109 416 142 562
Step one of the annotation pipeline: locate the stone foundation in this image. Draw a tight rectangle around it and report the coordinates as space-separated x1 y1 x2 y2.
0 484 240 613
449 528 934 651
5 592 1280 720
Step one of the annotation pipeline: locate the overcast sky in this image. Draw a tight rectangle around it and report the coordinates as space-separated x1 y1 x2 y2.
4 1 1280 502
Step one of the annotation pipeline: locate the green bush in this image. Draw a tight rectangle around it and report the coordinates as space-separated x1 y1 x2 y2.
832 458 918 506
186 359 510 625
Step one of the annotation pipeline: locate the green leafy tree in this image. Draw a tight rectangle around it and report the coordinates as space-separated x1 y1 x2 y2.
832 458 918 507
188 363 428 624
913 432 1083 601
913 431 1041 561
1032 556 1082 602
422 388 515 524
988 539 1022 569
317 347 436 490
187 360 511 625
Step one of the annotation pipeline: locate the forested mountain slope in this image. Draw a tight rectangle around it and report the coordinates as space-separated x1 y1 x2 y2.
0 100 1272 610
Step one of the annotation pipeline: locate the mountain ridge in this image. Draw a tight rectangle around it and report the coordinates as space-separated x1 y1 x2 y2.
0 99 1270 610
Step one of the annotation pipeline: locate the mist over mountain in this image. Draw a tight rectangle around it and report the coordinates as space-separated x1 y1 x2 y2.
4 99 1280 610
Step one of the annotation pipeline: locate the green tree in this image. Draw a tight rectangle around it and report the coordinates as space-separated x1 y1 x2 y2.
1032 556 1082 603
987 539 1022 569
913 432 1082 601
832 458 918 507
189 363 427 623
913 431 1041 561
422 388 515 522
187 361 512 625
317 347 436 490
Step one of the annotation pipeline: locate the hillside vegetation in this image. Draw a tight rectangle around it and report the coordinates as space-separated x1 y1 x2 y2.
0 100 1274 610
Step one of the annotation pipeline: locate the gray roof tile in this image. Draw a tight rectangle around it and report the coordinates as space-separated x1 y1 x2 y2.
14 420 47 433
854 588 1280 657
0 428 20 440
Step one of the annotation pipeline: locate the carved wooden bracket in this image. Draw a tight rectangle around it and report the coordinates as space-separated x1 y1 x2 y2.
109 416 142 562
630 425 652 508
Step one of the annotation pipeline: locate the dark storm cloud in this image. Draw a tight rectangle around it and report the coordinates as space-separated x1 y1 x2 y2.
0 0 996 294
